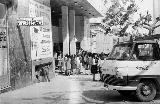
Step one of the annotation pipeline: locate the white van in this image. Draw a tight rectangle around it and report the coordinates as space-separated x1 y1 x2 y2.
101 40 160 102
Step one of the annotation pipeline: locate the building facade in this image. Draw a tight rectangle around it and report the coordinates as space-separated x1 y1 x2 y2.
51 0 107 56
0 0 55 90
90 23 118 54
0 0 107 91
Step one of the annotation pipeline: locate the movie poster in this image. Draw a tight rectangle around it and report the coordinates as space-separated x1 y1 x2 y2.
29 0 53 60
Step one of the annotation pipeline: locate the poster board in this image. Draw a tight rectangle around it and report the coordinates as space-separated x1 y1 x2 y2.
0 3 10 90
29 0 53 60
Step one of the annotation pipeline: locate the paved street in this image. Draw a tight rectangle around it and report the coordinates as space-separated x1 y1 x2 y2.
0 74 160 104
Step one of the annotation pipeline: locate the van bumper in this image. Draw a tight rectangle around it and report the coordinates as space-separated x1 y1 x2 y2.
104 84 137 90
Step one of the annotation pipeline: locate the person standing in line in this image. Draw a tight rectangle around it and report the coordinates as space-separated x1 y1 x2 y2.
91 54 98 81
66 55 71 76
63 54 68 74
76 55 81 74
35 66 41 82
83 53 88 74
98 55 104 81
88 53 92 75
79 54 83 74
57 52 63 73
71 54 76 75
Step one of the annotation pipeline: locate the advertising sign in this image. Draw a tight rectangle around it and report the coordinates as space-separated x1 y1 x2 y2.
0 3 10 89
17 17 43 26
29 0 53 60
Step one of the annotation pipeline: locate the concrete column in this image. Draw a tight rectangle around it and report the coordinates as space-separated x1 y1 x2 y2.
61 6 69 56
153 0 159 20
81 16 90 51
84 17 90 51
69 10 76 55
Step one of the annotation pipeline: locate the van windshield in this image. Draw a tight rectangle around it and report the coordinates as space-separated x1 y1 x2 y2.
109 44 133 60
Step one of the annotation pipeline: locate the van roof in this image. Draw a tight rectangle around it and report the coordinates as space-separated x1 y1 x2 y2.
133 40 157 43
118 40 157 45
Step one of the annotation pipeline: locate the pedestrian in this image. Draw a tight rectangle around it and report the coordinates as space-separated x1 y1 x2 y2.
76 55 81 74
98 56 104 81
35 66 41 82
57 52 63 73
63 54 68 73
79 54 84 74
91 54 98 81
88 53 92 75
83 53 88 74
39 65 50 82
65 55 71 76
71 54 77 75
43 65 50 82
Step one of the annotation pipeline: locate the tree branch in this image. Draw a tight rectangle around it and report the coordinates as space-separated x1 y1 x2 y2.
153 24 160 29
142 25 150 30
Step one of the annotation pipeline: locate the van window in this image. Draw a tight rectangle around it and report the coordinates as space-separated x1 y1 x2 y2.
133 43 159 60
109 44 132 60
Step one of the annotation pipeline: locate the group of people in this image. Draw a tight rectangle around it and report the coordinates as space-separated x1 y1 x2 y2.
55 49 108 81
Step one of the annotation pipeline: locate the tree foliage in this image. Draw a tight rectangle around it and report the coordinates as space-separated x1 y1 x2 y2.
134 12 160 36
103 0 160 41
103 0 145 37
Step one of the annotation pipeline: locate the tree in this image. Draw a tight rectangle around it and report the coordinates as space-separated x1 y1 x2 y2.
134 12 160 36
103 0 138 36
103 0 160 41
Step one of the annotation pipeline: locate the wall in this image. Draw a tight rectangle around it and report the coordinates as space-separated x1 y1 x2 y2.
7 0 53 90
90 24 117 54
104 34 114 54
52 26 62 43
8 0 32 89
52 26 59 43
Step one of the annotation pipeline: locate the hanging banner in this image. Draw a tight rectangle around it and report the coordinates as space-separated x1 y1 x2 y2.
29 0 53 60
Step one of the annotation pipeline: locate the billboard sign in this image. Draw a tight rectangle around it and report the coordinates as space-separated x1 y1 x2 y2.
29 0 53 60
17 17 43 26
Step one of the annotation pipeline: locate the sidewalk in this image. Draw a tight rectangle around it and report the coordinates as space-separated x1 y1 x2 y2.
0 75 104 104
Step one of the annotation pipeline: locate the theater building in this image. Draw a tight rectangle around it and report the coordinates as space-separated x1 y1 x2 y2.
51 0 107 55
0 0 107 91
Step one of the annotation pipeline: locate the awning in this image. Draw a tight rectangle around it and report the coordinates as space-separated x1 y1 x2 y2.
50 0 106 18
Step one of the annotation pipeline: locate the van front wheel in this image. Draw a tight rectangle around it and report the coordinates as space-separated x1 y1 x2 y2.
136 80 156 102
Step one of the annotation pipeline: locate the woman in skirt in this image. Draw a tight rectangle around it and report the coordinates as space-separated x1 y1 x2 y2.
57 53 63 73
91 54 98 81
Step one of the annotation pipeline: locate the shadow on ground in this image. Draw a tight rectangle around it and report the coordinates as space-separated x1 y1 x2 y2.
81 90 155 104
